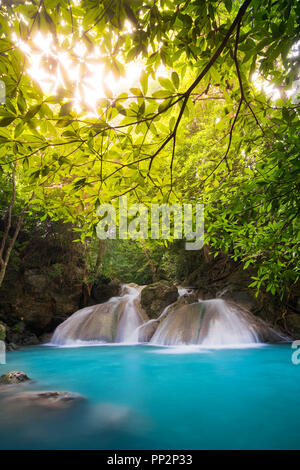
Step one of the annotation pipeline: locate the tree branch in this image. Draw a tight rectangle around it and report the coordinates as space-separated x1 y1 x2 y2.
147 0 252 175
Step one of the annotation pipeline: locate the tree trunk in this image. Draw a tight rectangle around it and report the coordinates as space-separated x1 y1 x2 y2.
0 169 30 288
140 240 159 283
203 244 214 263
0 209 26 288
95 239 104 271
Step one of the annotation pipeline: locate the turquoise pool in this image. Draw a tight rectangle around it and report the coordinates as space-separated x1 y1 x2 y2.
0 344 299 449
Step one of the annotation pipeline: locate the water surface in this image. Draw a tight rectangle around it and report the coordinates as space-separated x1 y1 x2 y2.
0 344 299 449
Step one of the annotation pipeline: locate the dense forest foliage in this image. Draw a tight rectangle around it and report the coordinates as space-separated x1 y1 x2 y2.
0 0 299 301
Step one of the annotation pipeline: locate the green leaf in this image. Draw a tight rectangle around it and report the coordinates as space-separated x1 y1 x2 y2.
25 104 41 121
14 122 24 138
140 70 148 95
17 92 27 113
171 71 180 89
129 88 143 97
158 77 175 91
224 0 232 13
0 116 15 127
169 115 175 131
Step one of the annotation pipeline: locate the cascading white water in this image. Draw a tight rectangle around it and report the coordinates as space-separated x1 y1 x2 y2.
51 283 287 347
132 286 190 342
51 285 143 346
149 299 261 346
178 287 191 297
115 286 142 343
199 299 259 346
132 303 172 343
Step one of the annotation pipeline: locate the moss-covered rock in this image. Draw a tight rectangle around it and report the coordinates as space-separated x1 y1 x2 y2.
140 281 179 319
0 371 30 385
162 292 198 317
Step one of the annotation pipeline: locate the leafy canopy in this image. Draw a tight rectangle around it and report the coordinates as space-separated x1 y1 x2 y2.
0 0 299 296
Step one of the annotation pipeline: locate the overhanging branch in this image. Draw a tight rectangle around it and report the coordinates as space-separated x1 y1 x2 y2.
147 0 252 179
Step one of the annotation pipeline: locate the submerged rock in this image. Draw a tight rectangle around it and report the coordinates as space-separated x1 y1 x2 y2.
0 391 86 425
3 391 85 410
87 402 132 430
0 371 30 385
141 281 178 319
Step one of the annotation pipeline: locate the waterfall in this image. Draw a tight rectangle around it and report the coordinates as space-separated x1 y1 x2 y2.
51 285 143 346
51 283 288 347
177 287 191 297
150 299 262 346
199 299 260 346
115 286 142 343
132 286 191 342
132 303 173 343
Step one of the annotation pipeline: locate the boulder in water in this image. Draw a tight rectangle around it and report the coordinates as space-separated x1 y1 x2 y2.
137 319 157 343
0 371 30 385
39 332 53 344
141 281 178 319
0 391 86 424
3 390 85 410
162 292 198 318
138 291 198 342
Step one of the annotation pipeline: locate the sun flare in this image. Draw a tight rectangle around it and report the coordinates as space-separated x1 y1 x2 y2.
20 31 143 115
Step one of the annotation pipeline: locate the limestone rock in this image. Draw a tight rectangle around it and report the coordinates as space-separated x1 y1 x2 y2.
140 281 178 319
138 292 198 342
149 299 288 346
24 269 48 294
52 301 123 344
